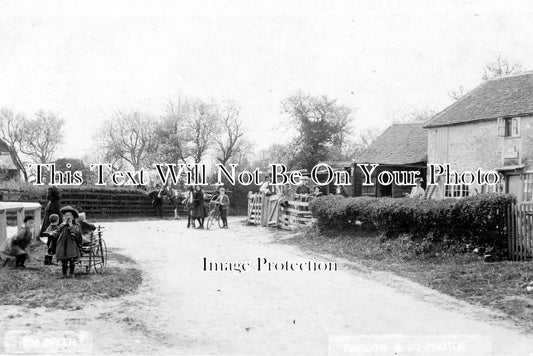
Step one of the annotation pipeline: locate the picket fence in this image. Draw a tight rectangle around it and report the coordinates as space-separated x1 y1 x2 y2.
508 202 533 261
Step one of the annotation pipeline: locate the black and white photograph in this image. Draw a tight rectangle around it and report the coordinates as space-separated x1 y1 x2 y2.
0 1 532 355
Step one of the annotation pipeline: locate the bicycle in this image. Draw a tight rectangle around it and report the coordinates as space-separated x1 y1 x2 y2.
206 199 224 230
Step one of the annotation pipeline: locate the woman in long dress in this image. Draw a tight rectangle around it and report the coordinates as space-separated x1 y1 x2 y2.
192 185 206 229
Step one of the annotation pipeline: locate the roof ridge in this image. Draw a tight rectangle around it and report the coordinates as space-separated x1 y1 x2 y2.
423 81 485 128
391 121 424 125
485 70 533 82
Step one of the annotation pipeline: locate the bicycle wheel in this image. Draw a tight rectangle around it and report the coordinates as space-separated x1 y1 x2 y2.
206 212 215 230
93 238 107 274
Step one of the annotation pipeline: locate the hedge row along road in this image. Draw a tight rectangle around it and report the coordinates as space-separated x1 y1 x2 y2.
0 217 532 355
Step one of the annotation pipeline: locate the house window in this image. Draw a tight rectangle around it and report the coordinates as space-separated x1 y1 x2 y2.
498 117 520 137
444 184 470 198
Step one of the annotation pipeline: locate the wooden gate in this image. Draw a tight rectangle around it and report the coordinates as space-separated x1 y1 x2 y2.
508 202 533 261
247 192 263 225
278 200 315 230
266 194 280 226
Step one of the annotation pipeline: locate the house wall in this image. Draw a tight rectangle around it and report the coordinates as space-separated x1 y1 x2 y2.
353 165 425 198
427 116 533 199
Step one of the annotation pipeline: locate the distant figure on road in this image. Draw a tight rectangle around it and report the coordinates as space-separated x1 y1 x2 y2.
168 188 185 220
186 186 196 228
214 187 230 229
192 185 206 229
149 185 164 218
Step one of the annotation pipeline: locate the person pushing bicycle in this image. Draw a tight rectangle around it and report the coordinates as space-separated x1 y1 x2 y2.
213 187 230 229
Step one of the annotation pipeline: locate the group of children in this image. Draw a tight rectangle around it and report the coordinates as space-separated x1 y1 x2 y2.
0 202 96 278
185 186 230 229
149 185 230 229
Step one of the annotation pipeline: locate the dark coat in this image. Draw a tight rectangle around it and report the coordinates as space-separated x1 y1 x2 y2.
149 190 163 206
54 222 83 261
217 195 230 211
192 190 206 218
40 200 62 236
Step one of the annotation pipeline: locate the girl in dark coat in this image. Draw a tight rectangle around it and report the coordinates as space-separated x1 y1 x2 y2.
40 186 62 237
192 185 206 229
51 206 82 278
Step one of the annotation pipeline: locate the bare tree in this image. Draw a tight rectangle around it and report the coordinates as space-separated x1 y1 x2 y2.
20 110 64 163
157 98 191 165
0 108 65 181
0 108 29 181
392 108 436 123
98 111 159 170
448 85 468 101
215 101 244 165
185 99 219 163
481 53 523 81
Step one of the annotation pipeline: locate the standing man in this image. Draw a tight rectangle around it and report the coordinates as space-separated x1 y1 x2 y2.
215 187 230 229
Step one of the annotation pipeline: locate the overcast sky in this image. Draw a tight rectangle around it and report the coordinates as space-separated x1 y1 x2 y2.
1 0 532 159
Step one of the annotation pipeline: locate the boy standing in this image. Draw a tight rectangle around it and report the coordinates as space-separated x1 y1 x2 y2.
216 187 230 229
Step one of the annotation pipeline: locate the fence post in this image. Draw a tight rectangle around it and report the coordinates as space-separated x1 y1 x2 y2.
0 209 6 246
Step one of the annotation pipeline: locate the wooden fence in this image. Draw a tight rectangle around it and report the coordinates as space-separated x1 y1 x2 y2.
0 189 183 218
508 202 533 261
247 192 315 230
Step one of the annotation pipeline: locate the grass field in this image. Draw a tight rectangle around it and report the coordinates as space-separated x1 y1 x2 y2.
281 228 533 333
0 242 142 310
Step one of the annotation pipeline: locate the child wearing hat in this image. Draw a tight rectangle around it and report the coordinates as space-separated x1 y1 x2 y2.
49 206 83 278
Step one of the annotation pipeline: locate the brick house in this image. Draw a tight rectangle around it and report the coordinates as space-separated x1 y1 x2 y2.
423 71 533 201
352 122 427 197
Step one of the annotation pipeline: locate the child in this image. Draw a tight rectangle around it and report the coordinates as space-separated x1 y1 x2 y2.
50 206 83 278
215 187 230 229
43 214 60 265
78 212 96 244
9 216 35 268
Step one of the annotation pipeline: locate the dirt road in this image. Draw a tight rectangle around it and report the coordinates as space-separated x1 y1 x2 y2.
1 217 532 355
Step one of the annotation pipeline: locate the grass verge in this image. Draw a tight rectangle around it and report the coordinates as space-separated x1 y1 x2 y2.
0 243 142 310
279 227 533 333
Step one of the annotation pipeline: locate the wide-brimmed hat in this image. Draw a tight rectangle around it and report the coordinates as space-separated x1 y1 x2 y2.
60 205 79 219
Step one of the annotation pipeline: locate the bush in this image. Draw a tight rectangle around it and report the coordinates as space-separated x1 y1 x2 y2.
309 194 515 253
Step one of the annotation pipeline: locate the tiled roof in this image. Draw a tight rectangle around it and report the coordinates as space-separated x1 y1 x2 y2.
425 71 533 128
355 122 427 165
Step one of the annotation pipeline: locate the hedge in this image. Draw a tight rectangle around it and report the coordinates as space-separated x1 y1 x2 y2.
309 194 515 252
